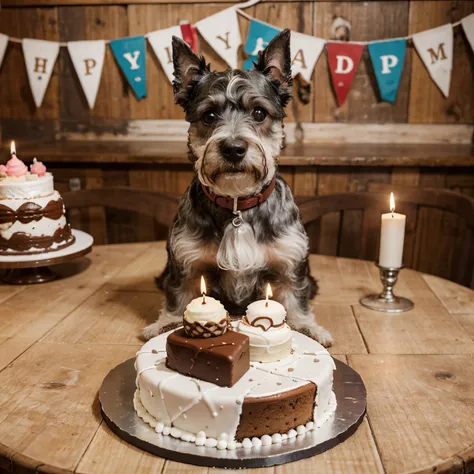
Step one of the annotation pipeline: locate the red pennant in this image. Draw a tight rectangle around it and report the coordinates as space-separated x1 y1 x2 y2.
180 21 199 53
327 42 365 106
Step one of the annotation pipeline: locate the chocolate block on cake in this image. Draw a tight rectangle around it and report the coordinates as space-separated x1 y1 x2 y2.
166 328 250 387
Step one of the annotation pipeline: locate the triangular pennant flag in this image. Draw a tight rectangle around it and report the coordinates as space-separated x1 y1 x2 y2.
147 26 183 84
412 24 453 97
327 42 364 106
368 39 406 103
0 34 8 70
110 35 147 99
243 19 280 70
461 13 474 53
22 39 60 108
180 21 199 53
290 31 325 82
195 7 241 70
67 40 106 109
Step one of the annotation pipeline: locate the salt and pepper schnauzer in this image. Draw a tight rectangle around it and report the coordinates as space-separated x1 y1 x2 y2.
143 29 333 347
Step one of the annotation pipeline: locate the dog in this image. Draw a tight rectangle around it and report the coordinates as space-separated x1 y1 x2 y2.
143 29 333 347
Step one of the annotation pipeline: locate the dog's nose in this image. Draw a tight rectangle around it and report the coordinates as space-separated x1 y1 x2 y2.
220 140 248 162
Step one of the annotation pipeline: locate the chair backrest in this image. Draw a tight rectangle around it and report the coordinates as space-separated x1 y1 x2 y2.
296 188 474 288
62 187 181 228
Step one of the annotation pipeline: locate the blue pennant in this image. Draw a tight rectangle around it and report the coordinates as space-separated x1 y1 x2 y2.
368 39 406 103
243 20 280 70
110 35 147 100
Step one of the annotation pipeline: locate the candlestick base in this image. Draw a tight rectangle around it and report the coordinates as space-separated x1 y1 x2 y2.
359 264 414 313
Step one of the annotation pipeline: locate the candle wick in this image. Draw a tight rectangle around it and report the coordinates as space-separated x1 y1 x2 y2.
265 301 269 308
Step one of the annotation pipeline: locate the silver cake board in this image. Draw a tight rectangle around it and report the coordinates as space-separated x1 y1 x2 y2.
99 358 367 469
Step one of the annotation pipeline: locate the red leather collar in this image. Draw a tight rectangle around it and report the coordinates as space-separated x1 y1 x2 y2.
202 176 276 211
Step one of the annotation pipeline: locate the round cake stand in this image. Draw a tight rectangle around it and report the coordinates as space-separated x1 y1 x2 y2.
100 358 366 469
0 229 93 284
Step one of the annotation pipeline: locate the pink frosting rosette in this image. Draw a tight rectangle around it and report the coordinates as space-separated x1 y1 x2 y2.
5 155 28 177
30 158 47 176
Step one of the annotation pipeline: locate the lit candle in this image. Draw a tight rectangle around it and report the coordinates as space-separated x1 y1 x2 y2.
183 276 229 337
379 192 406 268
237 284 292 363
10 141 16 156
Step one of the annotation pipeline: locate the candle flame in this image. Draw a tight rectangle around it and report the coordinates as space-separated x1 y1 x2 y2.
390 192 395 213
10 141 16 155
201 275 206 295
266 283 273 301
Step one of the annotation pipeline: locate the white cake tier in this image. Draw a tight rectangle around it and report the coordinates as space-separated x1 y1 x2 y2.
135 325 336 450
0 172 54 199
0 190 72 254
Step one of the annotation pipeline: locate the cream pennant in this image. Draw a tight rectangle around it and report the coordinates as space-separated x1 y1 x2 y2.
0 34 8 70
195 7 241 70
67 40 106 109
148 26 183 84
461 13 474 54
22 38 60 107
290 31 325 82
412 24 453 97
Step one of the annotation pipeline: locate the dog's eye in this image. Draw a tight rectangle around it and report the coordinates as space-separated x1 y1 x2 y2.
252 107 267 123
202 110 218 125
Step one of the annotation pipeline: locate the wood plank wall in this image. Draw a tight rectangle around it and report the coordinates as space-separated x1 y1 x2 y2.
0 1 473 286
1 0 474 137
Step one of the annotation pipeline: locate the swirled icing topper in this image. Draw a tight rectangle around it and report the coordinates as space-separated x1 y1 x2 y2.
30 158 47 176
5 154 28 177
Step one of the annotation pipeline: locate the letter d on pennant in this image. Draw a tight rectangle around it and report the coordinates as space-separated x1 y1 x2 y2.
327 42 364 106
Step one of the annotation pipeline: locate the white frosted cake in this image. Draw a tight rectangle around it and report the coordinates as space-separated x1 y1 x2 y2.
134 323 336 450
0 151 74 255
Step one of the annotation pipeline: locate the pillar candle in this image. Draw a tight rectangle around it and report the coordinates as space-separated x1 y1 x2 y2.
378 193 406 268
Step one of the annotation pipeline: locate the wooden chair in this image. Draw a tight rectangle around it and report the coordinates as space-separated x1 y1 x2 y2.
62 187 181 234
296 188 474 288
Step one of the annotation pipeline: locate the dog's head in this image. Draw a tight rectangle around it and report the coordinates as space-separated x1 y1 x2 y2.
172 30 292 198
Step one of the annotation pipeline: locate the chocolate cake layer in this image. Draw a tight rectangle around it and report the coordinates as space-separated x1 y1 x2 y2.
166 328 250 387
236 382 316 440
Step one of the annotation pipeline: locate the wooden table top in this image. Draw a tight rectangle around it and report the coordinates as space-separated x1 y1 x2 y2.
0 241 473 474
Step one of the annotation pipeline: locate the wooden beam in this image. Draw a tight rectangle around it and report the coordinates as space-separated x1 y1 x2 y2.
2 140 472 167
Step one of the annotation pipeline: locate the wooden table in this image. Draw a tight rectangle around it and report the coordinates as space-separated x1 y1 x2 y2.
0 242 473 474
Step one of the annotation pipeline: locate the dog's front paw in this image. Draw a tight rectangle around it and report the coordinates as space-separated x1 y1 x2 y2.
298 324 333 348
142 312 181 340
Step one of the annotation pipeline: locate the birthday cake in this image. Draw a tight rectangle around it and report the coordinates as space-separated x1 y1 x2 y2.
0 144 75 255
134 285 336 450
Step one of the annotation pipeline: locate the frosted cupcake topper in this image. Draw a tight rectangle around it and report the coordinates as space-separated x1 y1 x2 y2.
244 283 287 331
0 141 47 179
183 276 229 338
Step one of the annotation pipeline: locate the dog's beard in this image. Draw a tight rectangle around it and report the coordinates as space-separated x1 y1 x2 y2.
190 121 283 198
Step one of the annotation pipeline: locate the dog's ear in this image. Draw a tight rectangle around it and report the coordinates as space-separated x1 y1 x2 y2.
172 36 210 108
254 29 292 106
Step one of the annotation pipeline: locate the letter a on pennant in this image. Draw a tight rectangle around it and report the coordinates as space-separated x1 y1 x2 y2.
110 36 147 99
368 39 406 103
22 39 60 108
412 24 453 97
67 40 106 109
290 31 325 82
195 8 241 70
148 26 183 84
327 42 364 106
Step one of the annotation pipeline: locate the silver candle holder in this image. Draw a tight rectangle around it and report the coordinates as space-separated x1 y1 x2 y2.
359 264 414 313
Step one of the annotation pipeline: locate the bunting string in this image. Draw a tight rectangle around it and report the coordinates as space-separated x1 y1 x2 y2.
0 6 472 109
